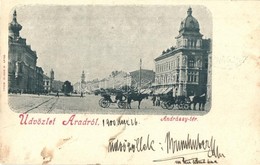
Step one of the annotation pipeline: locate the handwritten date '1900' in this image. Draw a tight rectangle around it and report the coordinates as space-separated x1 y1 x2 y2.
108 132 225 164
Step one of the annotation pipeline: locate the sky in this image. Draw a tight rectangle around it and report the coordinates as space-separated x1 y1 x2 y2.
12 5 212 84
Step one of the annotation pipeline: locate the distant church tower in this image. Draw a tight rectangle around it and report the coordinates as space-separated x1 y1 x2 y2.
80 70 87 93
81 70 86 83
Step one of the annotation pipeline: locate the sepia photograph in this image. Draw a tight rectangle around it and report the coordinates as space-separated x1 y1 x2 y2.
8 5 212 115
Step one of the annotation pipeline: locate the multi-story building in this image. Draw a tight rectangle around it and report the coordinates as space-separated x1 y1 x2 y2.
98 78 108 89
97 71 131 90
8 10 39 93
36 66 44 93
154 7 211 97
130 69 155 89
43 69 54 92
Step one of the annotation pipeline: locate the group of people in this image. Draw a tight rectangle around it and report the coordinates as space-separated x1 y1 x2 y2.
152 95 161 106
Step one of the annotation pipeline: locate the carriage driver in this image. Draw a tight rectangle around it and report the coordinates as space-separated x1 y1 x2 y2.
114 90 125 103
101 89 114 103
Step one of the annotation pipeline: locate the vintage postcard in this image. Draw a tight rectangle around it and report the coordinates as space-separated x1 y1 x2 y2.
0 1 259 165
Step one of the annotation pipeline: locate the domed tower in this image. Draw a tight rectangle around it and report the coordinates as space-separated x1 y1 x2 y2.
175 7 203 49
174 7 209 96
9 10 22 40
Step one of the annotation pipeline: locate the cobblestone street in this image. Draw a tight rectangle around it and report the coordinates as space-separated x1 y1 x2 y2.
9 94 209 115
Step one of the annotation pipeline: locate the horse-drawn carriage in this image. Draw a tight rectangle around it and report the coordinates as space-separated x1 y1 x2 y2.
98 92 127 109
160 95 190 110
98 90 149 109
153 87 206 110
160 94 206 110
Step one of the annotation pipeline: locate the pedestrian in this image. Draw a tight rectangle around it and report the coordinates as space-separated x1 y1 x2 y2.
152 95 156 106
80 92 83 98
156 97 160 106
56 91 59 97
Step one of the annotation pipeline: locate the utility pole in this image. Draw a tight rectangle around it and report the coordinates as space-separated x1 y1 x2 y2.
139 58 142 93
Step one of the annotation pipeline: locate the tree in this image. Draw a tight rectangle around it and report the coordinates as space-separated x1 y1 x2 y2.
111 70 122 77
62 80 73 95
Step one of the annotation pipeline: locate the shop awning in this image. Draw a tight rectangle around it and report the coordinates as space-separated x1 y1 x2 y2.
141 89 152 94
153 87 168 95
162 87 173 94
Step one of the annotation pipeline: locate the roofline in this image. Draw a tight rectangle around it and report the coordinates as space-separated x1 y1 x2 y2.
154 47 208 61
129 69 155 74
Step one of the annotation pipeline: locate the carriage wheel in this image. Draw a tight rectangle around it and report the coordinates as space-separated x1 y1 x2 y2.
161 101 167 109
100 99 110 108
117 101 126 109
178 104 184 110
99 98 104 107
183 103 190 110
167 102 175 110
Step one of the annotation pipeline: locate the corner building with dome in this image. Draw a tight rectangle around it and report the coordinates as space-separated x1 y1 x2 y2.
154 7 211 97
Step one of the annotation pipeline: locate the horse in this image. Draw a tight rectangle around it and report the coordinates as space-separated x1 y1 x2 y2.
126 92 149 109
189 94 206 110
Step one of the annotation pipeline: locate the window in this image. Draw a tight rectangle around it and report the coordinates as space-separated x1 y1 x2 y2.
188 58 195 67
188 72 198 82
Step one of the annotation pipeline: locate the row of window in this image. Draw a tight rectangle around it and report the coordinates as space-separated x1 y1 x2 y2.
155 76 198 84
156 58 208 73
156 59 180 73
44 81 50 86
177 39 202 48
155 72 207 84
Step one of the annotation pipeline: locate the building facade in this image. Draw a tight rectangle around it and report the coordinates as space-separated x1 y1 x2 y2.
43 69 54 92
8 10 39 93
154 7 211 97
98 71 131 90
130 69 155 89
36 66 44 93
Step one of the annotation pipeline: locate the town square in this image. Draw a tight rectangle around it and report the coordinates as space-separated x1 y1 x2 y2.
7 5 212 114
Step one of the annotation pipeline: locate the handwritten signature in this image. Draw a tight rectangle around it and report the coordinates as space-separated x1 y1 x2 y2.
108 132 225 163
155 155 219 164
